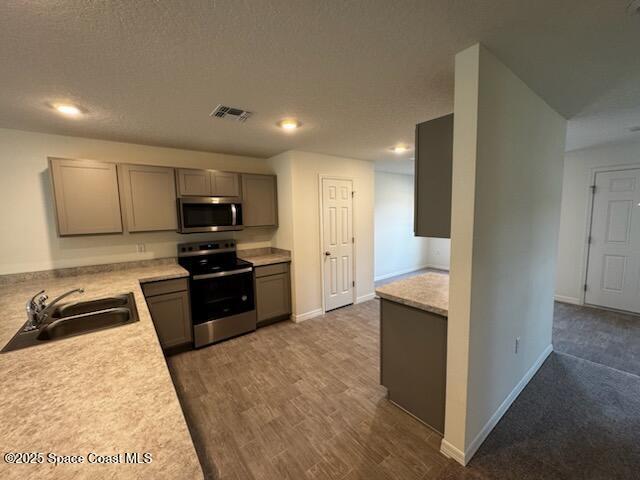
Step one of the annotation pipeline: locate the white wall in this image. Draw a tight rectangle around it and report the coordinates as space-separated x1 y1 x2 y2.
0 128 274 275
443 44 566 464
427 237 451 271
556 139 640 303
374 172 430 280
269 151 375 320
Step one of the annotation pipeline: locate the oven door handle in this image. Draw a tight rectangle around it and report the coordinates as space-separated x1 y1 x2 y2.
192 267 253 281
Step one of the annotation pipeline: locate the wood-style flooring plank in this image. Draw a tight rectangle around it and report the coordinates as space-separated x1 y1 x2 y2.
167 299 457 480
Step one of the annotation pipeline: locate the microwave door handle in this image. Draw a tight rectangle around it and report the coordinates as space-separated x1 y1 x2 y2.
231 203 237 226
192 267 253 281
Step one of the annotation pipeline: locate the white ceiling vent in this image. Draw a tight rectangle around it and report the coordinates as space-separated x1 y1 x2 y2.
210 104 253 122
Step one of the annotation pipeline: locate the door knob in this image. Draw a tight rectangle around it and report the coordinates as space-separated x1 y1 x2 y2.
324 251 331 256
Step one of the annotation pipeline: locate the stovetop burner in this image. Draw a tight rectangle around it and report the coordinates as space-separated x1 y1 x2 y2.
177 239 253 275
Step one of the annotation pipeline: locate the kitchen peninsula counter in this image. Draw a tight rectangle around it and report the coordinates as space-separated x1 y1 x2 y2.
375 271 449 434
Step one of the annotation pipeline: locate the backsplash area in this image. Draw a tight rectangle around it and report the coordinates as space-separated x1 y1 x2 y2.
1 228 276 276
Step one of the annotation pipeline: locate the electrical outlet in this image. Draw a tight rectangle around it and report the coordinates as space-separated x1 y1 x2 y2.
515 336 521 354
136 243 146 253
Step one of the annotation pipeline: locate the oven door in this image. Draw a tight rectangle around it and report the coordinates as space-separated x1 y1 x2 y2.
190 268 255 324
178 197 243 233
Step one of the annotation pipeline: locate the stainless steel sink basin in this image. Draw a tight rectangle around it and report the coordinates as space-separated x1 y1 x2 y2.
38 307 134 340
1 292 139 353
51 295 130 318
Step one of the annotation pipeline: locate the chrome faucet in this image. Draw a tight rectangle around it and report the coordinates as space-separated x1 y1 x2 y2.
24 288 84 331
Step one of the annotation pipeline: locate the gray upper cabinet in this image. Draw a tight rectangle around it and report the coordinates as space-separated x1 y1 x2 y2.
242 174 278 227
176 168 211 196
414 114 453 238
49 157 123 236
118 164 177 232
211 171 240 197
177 168 241 197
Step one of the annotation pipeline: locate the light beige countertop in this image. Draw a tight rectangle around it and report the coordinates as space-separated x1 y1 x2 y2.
0 263 204 479
238 248 291 267
375 272 449 317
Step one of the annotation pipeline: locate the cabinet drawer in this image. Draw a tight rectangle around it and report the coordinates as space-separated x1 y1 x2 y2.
255 262 289 278
142 278 188 297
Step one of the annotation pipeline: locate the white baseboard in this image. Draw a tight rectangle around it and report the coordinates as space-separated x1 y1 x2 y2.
554 295 581 305
292 308 323 323
441 344 553 466
374 265 430 282
425 263 450 272
356 292 376 304
440 439 465 465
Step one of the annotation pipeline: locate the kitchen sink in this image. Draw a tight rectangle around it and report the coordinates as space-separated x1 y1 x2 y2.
51 295 130 318
1 292 139 353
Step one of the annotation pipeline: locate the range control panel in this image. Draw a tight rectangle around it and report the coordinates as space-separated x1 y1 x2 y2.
177 239 236 256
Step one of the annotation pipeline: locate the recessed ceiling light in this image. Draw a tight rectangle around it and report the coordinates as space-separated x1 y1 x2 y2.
390 145 410 154
277 119 301 131
52 103 82 117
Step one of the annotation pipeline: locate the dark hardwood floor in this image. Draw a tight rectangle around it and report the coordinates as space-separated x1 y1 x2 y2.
167 299 462 480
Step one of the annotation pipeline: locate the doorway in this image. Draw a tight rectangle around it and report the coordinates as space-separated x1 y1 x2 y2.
320 176 355 312
585 167 640 314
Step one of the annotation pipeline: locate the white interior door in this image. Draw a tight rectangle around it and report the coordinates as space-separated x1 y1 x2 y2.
322 178 354 311
585 168 640 313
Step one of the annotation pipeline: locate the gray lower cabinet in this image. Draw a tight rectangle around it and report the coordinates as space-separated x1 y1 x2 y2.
242 174 278 226
255 263 291 325
143 278 192 350
414 113 453 238
49 157 123 236
380 299 447 434
118 164 177 232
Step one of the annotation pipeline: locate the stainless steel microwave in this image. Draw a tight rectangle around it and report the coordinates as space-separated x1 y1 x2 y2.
177 197 243 233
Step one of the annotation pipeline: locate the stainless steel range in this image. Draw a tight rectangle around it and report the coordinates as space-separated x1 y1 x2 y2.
178 240 256 348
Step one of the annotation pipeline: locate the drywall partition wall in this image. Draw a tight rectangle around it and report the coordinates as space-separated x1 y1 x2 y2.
266 151 297 313
374 172 430 280
556 139 640 304
269 150 375 320
427 237 451 271
442 44 566 465
0 128 273 275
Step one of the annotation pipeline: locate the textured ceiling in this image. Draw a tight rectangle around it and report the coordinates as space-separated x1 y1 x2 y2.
1 0 639 165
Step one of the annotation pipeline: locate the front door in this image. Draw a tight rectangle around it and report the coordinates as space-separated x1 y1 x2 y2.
585 168 640 313
322 178 354 311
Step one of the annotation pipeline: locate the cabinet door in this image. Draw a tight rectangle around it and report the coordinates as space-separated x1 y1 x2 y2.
256 272 291 322
242 174 278 226
146 290 192 349
49 157 123 236
118 164 177 232
177 168 211 196
211 171 240 197
414 114 453 238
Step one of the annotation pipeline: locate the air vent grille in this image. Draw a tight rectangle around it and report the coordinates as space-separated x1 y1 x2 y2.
210 104 252 122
